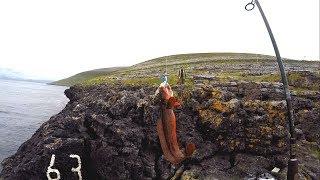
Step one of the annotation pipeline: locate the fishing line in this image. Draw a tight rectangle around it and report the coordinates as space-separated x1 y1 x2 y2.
165 57 168 75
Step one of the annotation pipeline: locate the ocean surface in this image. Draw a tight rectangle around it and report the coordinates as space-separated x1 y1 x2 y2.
0 79 69 171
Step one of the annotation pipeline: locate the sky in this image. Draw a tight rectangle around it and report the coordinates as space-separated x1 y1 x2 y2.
0 0 319 81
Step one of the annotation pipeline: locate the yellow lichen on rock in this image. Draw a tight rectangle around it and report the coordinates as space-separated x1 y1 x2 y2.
243 100 261 111
198 109 223 127
211 99 239 113
198 109 213 123
180 170 199 180
213 116 223 127
211 88 223 99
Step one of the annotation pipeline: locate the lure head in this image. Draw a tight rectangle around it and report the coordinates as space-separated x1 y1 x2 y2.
160 75 168 86
159 75 173 101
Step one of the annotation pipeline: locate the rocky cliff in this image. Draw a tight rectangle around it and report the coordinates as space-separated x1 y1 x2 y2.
1 80 320 179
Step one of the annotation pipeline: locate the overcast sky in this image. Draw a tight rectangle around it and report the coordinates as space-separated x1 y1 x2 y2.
0 0 319 81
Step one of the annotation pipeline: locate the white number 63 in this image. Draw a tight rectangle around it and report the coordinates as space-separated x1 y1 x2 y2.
46 154 82 180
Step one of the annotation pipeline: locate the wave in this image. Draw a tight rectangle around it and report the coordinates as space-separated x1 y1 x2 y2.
0 110 10 114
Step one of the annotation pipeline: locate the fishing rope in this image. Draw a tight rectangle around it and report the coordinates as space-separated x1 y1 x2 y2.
165 57 168 76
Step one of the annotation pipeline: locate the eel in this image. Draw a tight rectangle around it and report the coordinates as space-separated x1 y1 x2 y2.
156 84 196 164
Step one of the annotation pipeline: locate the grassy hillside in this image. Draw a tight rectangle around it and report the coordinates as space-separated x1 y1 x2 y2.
52 53 320 88
51 67 126 86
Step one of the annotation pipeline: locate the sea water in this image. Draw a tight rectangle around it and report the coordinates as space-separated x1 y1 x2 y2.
0 79 69 171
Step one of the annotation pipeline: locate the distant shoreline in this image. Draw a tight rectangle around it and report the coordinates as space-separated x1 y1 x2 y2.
0 77 51 84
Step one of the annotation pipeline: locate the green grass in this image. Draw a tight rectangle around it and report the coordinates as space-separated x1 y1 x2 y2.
210 71 280 82
51 52 319 87
80 74 195 89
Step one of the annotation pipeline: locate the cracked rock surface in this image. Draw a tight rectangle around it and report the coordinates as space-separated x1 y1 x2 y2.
1 82 319 180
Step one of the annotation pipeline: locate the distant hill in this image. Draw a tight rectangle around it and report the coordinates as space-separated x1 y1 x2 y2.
51 53 320 87
51 67 127 86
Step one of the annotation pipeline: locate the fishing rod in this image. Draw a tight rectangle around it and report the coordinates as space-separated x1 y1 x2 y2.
245 0 298 179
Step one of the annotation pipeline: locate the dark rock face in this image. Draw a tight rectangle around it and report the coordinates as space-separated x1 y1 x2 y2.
194 83 289 155
1 82 319 180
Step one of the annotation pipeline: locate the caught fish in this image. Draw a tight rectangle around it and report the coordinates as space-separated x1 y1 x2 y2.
156 84 196 164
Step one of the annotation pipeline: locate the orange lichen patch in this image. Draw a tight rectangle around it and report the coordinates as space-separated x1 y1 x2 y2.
264 101 286 123
212 101 228 112
211 98 240 114
260 126 273 135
